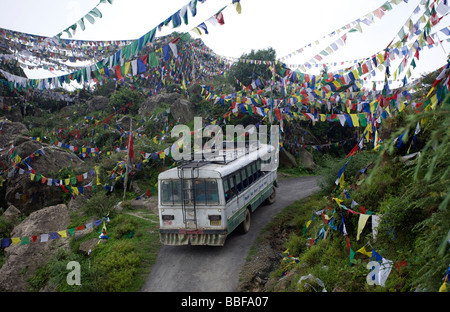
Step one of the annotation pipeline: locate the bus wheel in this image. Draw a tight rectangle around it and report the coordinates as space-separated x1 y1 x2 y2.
239 208 251 234
266 186 276 204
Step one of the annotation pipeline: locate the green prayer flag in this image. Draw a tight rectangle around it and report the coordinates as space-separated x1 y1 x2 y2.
349 247 356 266
358 113 367 127
148 52 159 68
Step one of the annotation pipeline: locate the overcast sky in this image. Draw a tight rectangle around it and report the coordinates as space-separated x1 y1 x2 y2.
0 0 449 84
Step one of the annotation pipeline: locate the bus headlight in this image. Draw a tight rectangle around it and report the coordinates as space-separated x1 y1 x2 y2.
208 215 221 226
162 215 174 225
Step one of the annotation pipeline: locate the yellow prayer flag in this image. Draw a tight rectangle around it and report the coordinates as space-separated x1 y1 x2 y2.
58 230 67 238
350 114 360 127
430 94 438 110
235 2 242 14
159 152 165 159
333 197 343 206
364 124 372 142
339 173 345 190
65 178 70 186
191 27 202 36
357 214 371 241
377 53 384 64
11 237 21 245
306 220 312 228
357 246 372 257
95 166 101 185
332 80 341 89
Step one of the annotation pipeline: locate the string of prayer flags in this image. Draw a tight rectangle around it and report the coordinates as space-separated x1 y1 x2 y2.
1 217 109 248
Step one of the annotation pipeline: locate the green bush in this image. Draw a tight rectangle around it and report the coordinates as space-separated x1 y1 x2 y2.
93 240 141 292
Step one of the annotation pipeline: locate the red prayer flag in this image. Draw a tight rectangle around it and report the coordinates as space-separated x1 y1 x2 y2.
128 132 134 161
274 108 281 121
346 143 359 158
115 64 122 80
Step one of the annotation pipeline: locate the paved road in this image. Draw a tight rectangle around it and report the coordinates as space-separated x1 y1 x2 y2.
141 175 321 292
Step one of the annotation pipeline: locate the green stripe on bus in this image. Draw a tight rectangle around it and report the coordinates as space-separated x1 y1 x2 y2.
227 182 273 233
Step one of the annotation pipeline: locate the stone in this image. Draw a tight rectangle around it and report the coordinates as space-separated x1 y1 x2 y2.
0 204 71 292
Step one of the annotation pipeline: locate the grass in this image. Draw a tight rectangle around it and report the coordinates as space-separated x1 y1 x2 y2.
27 207 161 292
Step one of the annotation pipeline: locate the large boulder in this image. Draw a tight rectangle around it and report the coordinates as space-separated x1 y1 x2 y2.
138 92 194 123
280 149 298 168
0 204 71 292
299 148 317 171
4 139 84 214
0 120 28 149
85 95 109 114
2 205 21 222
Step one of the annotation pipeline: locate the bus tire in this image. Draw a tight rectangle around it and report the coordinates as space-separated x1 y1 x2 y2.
239 208 251 234
266 186 276 204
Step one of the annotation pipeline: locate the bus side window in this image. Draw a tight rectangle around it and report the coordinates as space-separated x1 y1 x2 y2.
229 175 237 197
246 165 253 185
223 178 230 202
256 160 262 178
251 162 257 181
235 172 242 192
242 167 248 188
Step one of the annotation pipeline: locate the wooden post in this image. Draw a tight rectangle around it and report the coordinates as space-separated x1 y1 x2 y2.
123 118 132 201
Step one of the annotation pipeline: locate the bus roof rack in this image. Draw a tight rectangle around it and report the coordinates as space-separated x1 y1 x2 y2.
175 140 263 167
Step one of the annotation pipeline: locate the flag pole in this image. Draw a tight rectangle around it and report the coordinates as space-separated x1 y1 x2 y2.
123 118 132 201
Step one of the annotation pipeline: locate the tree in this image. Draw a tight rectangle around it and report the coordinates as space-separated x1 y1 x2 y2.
108 87 143 115
228 47 282 89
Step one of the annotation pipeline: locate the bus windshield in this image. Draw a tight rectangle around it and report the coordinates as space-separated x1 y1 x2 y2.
161 179 219 205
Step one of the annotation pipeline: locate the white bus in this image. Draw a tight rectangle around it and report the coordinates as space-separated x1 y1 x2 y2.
158 142 278 246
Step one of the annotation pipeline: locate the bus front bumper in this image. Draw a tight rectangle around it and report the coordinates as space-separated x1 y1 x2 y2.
159 229 228 246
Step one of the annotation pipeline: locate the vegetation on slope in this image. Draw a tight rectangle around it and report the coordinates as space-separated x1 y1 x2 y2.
241 91 450 292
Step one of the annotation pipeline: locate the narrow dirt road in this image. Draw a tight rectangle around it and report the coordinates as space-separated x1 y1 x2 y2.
141 175 321 292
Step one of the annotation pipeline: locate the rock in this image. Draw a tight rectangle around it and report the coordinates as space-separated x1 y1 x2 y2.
2 106 23 122
299 148 317 171
0 120 28 149
138 93 195 123
2 205 21 221
279 149 298 168
79 238 99 254
4 139 84 214
85 96 109 114
0 204 71 292
116 115 136 131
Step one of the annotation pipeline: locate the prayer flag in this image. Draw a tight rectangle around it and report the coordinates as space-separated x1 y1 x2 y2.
357 214 371 241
